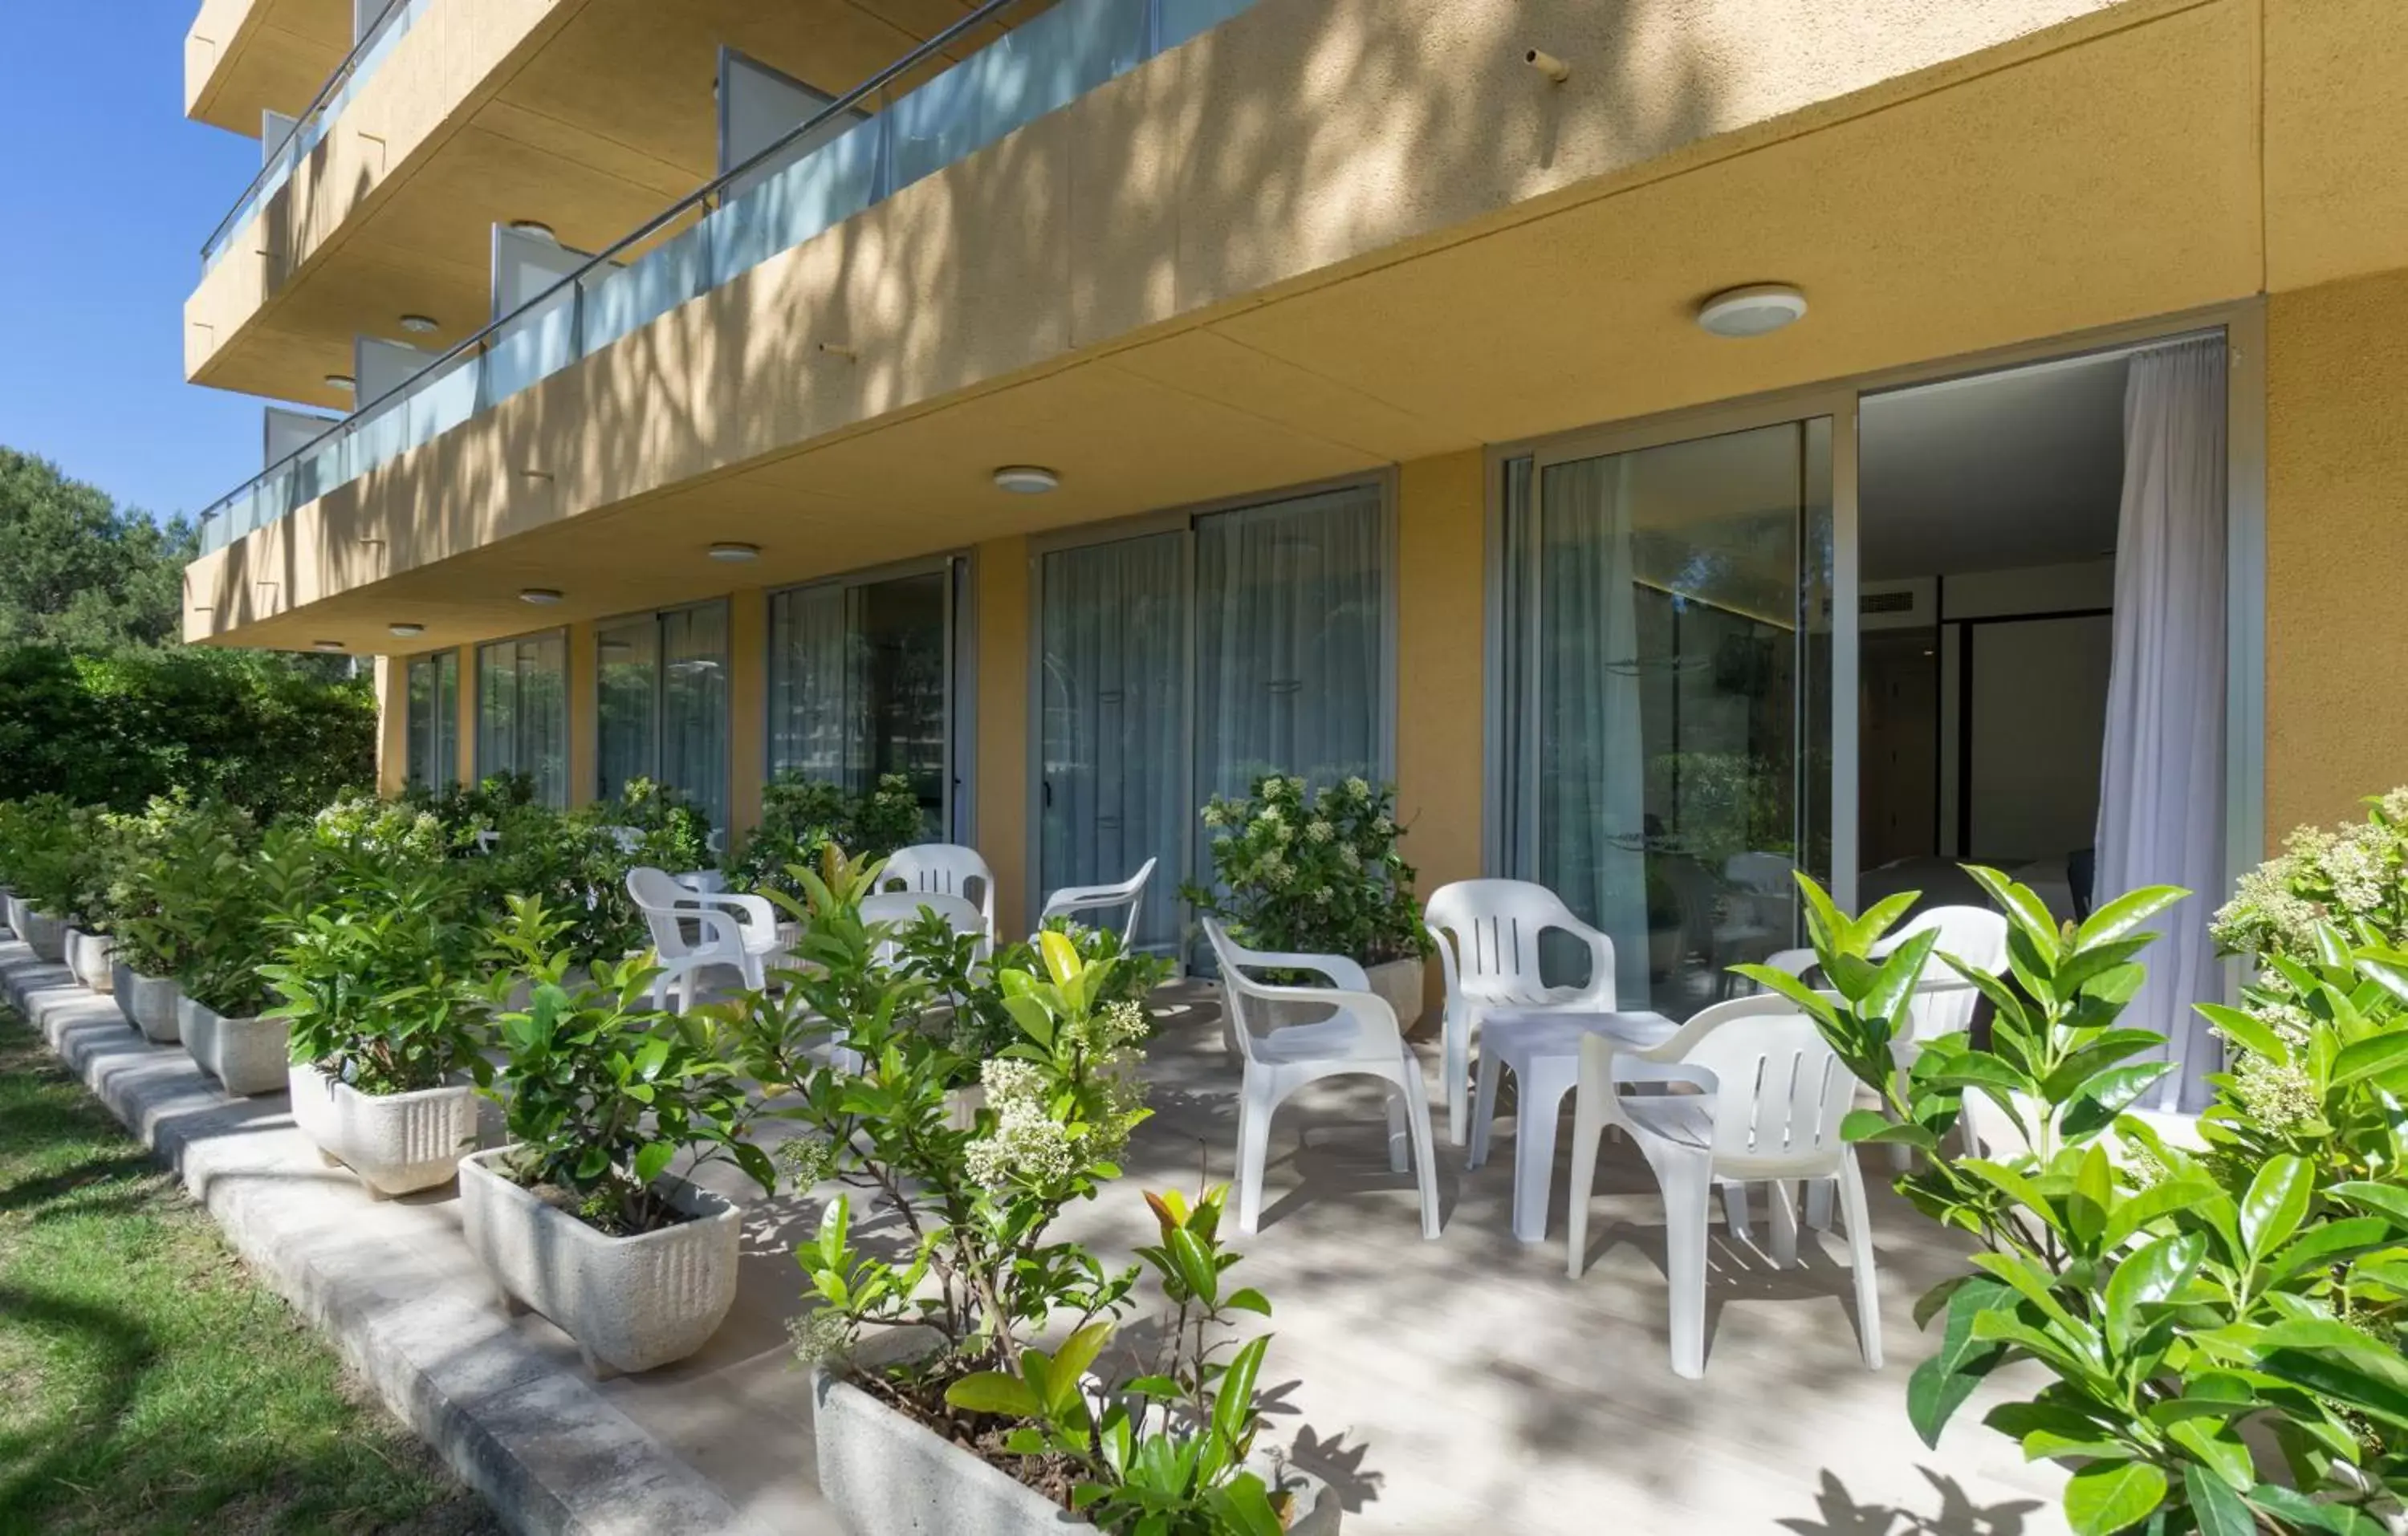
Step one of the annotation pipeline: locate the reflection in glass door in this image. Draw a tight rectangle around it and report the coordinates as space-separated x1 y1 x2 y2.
1038 533 1186 953
1503 420 1832 1018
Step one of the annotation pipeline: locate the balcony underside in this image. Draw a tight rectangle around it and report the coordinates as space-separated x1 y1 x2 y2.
187 0 352 134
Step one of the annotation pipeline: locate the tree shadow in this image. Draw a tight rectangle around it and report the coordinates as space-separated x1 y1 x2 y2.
1777 1468 2046 1536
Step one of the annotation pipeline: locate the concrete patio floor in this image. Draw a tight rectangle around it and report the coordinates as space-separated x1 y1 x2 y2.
2 935 2071 1535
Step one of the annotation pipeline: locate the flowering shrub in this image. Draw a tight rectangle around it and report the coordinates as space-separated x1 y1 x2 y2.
311 792 447 862
1756 853 2408 1536
1186 774 1430 965
2211 787 2408 960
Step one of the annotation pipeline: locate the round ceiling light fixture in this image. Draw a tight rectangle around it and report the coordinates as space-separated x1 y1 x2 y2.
992 465 1060 495
399 314 441 335
519 587 564 605
325 372 356 391
706 542 761 563
506 220 556 242
1695 283 1808 339
312 639 346 652
387 622 425 638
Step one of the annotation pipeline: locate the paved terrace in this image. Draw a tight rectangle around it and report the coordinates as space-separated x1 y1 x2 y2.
0 932 2069 1534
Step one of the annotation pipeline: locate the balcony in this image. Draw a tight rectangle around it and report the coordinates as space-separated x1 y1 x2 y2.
185 0 351 135
194 0 1251 555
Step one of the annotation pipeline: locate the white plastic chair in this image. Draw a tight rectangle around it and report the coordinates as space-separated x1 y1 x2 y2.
1566 993 1881 1380
624 866 783 1012
1424 880 1617 1147
881 844 997 946
859 890 992 968
1204 918 1441 1241
1037 857 1157 945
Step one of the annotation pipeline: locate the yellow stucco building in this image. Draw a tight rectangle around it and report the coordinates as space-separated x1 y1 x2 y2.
179 0 2408 983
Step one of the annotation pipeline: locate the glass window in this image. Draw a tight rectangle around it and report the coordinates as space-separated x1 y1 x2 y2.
404 651 459 791
475 632 568 807
768 567 954 835
1502 421 1832 1018
595 602 729 832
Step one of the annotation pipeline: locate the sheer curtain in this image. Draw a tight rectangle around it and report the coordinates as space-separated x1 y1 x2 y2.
768 584 850 783
1039 533 1186 950
1537 455 1653 1008
661 602 730 833
596 617 658 803
2096 337 2228 1111
477 634 567 806
1193 486 1385 801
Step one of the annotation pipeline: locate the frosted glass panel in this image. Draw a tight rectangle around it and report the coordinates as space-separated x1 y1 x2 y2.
889 0 1149 190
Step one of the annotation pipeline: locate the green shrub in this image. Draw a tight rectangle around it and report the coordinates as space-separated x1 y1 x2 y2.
1186 774 1431 965
726 772 923 906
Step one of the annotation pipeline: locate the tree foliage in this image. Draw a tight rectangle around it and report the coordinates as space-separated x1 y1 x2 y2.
0 449 192 651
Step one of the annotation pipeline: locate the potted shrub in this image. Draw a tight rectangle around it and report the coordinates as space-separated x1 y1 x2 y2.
458 897 775 1378
177 824 311 1095
1186 774 1434 1034
729 904 1333 1533
726 770 925 913
59 806 124 991
110 796 250 1044
262 841 490 1197
1749 799 2408 1536
2 795 82 965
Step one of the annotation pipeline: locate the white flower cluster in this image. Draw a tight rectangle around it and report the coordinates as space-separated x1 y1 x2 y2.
2211 793 2408 957
2232 1051 2318 1132
1306 819 1334 844
964 1091 1078 1190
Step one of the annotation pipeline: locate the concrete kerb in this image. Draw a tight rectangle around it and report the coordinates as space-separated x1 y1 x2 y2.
0 937 778 1536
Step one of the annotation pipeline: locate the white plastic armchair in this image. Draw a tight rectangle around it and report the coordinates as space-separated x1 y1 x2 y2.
1204 917 1441 1240
1423 880 1617 1147
1566 993 1880 1379
1037 857 1157 945
624 866 783 1012
880 843 996 946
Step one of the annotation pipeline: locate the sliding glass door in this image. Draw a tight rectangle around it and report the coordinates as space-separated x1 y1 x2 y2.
1501 421 1831 1018
475 632 569 807
767 562 962 838
1036 482 1391 957
596 601 730 831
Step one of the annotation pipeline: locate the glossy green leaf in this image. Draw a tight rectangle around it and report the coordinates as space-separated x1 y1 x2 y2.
2333 1032 2408 1087
2075 886 2187 949
945 1371 1040 1418
1908 1274 2013 1447
2331 1180 2408 1229
2239 1156 2312 1262
2063 1460 2169 1536
2182 1465 2255 1536
631 1139 673 1188
2194 1003 2288 1063
2103 1232 2205 1353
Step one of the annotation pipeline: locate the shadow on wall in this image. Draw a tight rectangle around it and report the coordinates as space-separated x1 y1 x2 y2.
211 0 1755 627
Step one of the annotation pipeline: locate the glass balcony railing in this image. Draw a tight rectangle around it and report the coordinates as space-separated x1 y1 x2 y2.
200 0 429 273
194 0 1258 558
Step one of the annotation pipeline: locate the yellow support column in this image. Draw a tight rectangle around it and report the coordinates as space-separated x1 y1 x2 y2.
727 587 769 842
374 655 408 797
565 620 597 807
975 539 1031 941
1394 451 1488 1009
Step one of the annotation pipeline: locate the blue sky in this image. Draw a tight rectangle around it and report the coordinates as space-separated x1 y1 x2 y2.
0 1 268 524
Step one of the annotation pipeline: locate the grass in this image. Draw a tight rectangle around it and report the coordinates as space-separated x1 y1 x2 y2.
0 1008 498 1536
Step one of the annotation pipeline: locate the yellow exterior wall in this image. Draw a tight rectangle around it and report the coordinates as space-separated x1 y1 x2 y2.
975 540 1031 941
373 655 408 795
564 620 596 806
1393 451 1487 890
2264 268 2408 839
726 587 768 839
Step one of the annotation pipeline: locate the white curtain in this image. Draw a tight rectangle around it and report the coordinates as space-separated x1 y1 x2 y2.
596 616 658 803
661 602 730 834
768 584 850 785
1039 533 1186 950
1193 486 1385 802
477 634 567 807
1538 456 1653 1008
2096 337 2227 1111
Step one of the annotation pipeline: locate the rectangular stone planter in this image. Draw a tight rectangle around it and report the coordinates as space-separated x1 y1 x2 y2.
18 906 67 964
64 929 114 992
458 1147 740 1379
178 995 290 1096
109 961 182 1043
288 1063 479 1198
811 1353 1340 1536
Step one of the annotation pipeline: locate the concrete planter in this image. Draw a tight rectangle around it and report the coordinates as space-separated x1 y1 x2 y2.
110 962 182 1043
18 907 67 964
811 1353 1341 1535
64 929 114 991
179 996 290 1096
3 892 24 941
458 1147 740 1379
288 1063 479 1198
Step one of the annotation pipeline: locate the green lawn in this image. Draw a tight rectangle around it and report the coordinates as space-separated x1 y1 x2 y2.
0 1009 498 1536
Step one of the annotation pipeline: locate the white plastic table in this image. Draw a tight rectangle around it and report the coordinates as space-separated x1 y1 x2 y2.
1472 1007 1677 1243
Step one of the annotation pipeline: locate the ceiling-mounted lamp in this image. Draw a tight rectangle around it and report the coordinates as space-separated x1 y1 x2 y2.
324 372 356 391
519 587 564 605
388 622 425 638
312 639 345 652
399 313 440 335
506 219 556 242
992 465 1060 495
707 542 761 563
1695 283 1808 339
